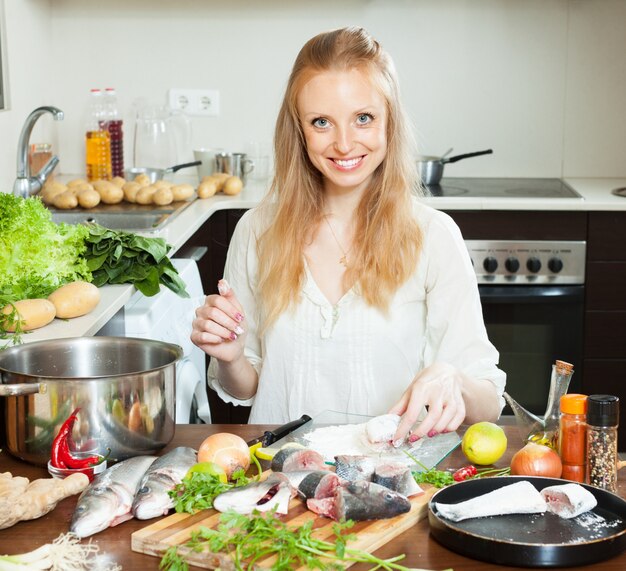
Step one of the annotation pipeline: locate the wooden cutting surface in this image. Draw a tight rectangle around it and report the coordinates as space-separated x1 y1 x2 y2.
131 479 436 569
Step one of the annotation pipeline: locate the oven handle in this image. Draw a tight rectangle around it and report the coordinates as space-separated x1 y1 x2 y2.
478 284 584 304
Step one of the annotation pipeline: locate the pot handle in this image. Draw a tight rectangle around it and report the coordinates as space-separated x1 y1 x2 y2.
444 149 493 164
0 382 47 397
168 160 202 173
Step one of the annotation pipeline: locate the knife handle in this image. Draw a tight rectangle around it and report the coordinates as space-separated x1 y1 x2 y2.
264 414 312 446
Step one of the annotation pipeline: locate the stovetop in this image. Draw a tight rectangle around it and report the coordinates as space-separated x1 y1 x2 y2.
425 178 583 199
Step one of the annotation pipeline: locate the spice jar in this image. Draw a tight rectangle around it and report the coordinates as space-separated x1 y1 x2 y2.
558 394 587 482
586 394 619 492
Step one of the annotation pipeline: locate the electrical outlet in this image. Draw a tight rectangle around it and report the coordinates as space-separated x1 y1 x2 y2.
168 88 220 117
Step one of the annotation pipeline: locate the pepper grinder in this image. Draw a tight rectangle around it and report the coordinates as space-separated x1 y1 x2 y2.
586 394 620 492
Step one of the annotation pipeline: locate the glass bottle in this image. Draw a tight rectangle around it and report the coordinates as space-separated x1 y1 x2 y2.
525 360 574 449
85 88 112 181
103 87 124 178
586 394 619 492
558 393 587 482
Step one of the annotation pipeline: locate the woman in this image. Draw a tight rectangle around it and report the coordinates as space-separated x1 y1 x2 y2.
191 26 505 443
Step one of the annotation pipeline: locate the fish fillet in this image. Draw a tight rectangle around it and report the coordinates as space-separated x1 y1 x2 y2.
434 480 547 522
540 483 597 519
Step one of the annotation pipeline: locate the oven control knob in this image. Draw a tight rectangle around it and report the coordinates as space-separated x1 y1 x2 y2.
483 257 498 273
527 257 542 273
505 257 520 273
548 257 564 273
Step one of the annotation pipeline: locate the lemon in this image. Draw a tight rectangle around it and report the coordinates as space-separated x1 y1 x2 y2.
461 422 507 465
254 447 276 461
185 461 228 483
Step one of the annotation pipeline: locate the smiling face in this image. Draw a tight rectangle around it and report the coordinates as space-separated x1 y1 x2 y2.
297 67 388 196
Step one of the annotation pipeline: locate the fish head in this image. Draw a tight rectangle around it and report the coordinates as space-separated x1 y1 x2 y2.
70 486 119 538
343 480 411 518
131 478 172 520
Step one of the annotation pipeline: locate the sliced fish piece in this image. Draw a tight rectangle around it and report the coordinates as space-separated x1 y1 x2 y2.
434 480 547 522
282 470 341 500
540 483 597 519
307 480 411 522
213 473 297 515
270 447 328 472
70 455 157 538
131 446 197 520
372 462 424 497
334 454 378 482
365 413 401 444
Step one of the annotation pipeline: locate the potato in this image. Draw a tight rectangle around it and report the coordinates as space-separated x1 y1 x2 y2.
1 299 56 332
93 180 124 204
69 181 94 194
223 176 243 196
77 188 101 209
40 181 68 204
136 185 157 205
153 180 173 189
133 173 152 187
111 176 126 188
47 281 100 319
122 181 142 203
66 178 89 188
197 178 219 199
170 183 194 201
153 187 174 206
52 190 79 209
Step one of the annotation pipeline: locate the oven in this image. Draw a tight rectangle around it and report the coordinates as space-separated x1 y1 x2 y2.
467 239 586 415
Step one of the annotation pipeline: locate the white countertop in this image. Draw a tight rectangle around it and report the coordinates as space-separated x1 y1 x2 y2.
20 176 626 344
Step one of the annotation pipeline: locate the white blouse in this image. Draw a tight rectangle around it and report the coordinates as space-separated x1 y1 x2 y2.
207 199 506 424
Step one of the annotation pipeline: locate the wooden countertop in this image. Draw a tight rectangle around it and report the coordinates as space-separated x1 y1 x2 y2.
0 422 624 570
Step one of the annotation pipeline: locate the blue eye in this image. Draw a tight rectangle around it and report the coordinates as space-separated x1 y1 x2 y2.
356 113 374 125
312 117 329 128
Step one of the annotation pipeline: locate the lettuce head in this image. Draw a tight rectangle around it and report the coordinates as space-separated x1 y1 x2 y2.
0 193 92 299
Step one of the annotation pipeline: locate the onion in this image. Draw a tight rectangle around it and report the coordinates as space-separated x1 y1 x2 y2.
510 442 562 478
197 433 250 479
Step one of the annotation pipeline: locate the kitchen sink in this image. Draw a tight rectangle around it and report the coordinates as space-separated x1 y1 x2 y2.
49 200 194 233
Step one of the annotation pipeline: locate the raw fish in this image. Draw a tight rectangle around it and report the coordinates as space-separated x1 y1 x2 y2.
282 470 341 500
213 473 297 515
334 454 378 482
540 483 597 519
434 480 547 522
270 447 328 472
372 462 423 497
365 413 401 444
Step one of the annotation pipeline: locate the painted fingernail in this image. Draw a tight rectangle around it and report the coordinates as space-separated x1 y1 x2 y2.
235 312 244 323
218 279 231 296
409 433 421 443
427 430 439 438
392 439 403 448
234 325 244 335
229 332 238 341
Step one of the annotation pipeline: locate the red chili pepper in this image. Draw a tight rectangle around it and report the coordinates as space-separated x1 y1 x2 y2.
50 407 80 468
453 465 478 482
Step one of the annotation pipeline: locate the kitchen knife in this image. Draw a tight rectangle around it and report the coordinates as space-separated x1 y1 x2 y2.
247 414 312 454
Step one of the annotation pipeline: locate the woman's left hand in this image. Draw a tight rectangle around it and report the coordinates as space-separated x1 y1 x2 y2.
388 362 467 446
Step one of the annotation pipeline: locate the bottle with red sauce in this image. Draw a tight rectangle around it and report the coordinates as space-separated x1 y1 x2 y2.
558 393 587 482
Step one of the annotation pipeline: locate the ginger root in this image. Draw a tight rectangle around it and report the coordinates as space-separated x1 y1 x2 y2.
0 472 89 529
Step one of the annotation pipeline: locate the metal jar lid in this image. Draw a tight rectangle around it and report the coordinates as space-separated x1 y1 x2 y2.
586 394 620 427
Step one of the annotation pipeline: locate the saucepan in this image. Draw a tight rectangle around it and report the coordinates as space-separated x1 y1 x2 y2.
0 336 182 466
124 160 201 184
417 149 493 186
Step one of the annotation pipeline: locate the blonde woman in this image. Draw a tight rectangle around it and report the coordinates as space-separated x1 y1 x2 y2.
191 26 505 443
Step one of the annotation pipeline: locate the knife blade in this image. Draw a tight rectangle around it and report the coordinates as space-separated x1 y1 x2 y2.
247 414 312 452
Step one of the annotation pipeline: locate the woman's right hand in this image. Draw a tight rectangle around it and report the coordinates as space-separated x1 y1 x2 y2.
191 279 247 363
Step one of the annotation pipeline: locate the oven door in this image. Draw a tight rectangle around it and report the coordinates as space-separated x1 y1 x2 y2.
479 285 584 415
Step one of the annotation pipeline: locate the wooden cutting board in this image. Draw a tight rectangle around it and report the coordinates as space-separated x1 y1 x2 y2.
131 484 436 569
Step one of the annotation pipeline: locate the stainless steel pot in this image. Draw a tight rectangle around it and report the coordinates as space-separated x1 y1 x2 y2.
124 160 201 184
417 149 493 185
0 337 182 466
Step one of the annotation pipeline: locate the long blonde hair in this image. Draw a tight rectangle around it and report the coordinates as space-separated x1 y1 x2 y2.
257 26 423 332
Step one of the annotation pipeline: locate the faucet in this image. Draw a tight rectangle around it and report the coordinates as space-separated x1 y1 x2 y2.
13 106 64 198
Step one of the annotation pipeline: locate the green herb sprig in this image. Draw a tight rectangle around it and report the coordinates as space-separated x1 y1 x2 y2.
159 509 443 571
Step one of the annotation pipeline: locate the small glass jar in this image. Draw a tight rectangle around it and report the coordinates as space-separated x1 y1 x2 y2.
586 394 619 492
558 393 587 483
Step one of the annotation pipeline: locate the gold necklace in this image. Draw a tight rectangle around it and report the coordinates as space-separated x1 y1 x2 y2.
323 215 351 267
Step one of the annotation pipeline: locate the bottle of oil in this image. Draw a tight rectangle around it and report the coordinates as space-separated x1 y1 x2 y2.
85 88 112 181
103 88 124 178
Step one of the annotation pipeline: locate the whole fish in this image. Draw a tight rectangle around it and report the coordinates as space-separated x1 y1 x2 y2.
131 446 197 520
213 473 297 515
70 455 157 538
307 480 411 522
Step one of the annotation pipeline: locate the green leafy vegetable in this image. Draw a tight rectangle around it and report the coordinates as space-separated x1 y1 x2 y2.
159 509 428 571
84 225 189 298
169 469 252 514
0 194 90 299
